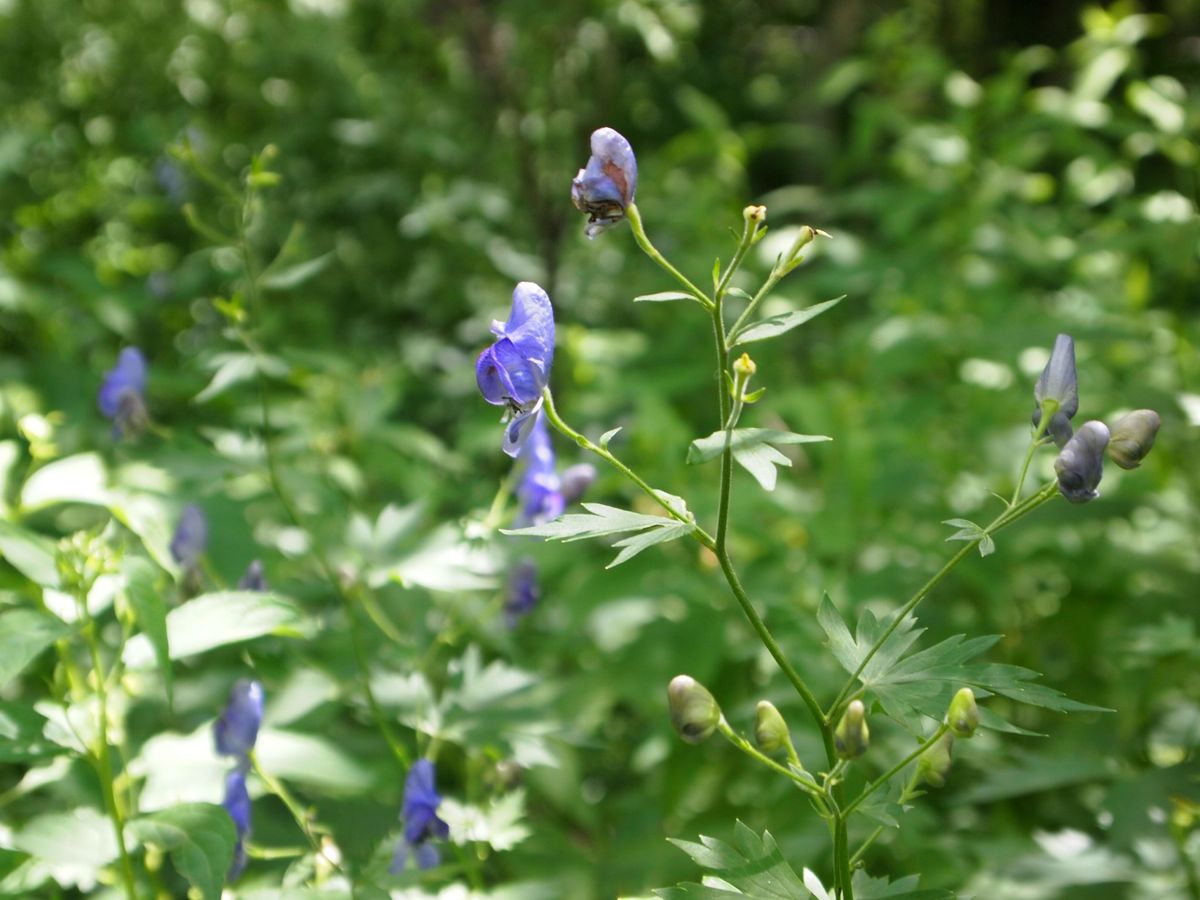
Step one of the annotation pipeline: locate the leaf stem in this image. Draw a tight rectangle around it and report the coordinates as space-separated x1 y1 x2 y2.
1010 409 1052 506
249 753 342 875
842 724 948 817
625 204 712 308
716 719 826 804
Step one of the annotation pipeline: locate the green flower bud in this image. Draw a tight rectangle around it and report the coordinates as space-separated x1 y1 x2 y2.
754 701 790 755
917 732 955 788
834 699 870 759
668 675 721 745
1107 409 1160 470
733 353 757 379
743 204 767 225
947 687 979 738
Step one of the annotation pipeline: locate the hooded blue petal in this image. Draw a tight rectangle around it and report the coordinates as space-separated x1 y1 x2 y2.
502 400 544 459
1055 420 1109 503
98 348 147 418
572 128 637 238
171 504 208 569
214 679 265 759
1033 334 1079 447
517 417 564 525
238 560 268 592
223 767 251 881
505 559 540 627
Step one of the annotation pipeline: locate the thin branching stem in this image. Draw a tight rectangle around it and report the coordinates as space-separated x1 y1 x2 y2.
843 724 949 817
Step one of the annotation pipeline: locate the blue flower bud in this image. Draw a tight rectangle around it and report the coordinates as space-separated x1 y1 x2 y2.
668 675 721 744
571 127 638 239
476 282 556 457
170 504 208 570
215 679 265 759
1054 420 1109 504
222 766 251 881
559 463 597 505
237 559 268 592
834 699 870 759
505 559 540 627
98 347 149 439
390 759 449 874
1032 334 1079 448
1107 409 1160 470
947 687 979 738
517 417 564 526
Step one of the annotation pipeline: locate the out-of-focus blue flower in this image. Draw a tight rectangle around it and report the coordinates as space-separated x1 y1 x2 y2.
389 759 449 874
238 560 268 592
215 679 265 759
1055 420 1109 504
517 417 564 525
1033 334 1079 448
222 766 251 881
559 463 597 505
571 127 638 238
505 559 540 627
476 282 555 457
97 347 149 438
171 504 208 570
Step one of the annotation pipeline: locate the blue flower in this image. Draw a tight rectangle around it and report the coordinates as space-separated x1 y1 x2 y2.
1033 334 1079 448
215 679 265 759
170 504 208 570
505 559 540 627
559 462 597 505
1055 420 1109 504
222 766 252 881
476 282 556 457
517 417 564 525
238 560 268 592
390 759 450 874
571 127 638 238
97 347 148 438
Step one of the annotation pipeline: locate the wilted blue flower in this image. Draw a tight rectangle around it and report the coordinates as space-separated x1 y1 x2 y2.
97 347 148 438
238 560 268 592
559 463 597 505
215 679 265 759
390 759 449 874
222 766 251 881
171 504 208 570
517 417 564 526
1054 420 1109 504
1032 334 1079 448
505 559 540 627
571 127 638 238
476 282 555 457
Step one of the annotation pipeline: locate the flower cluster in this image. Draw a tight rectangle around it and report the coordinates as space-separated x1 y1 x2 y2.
1033 334 1161 503
213 679 265 880
390 758 450 873
97 347 149 439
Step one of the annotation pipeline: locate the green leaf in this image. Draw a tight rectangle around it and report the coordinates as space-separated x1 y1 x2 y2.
439 790 531 852
729 441 793 491
20 453 110 511
194 352 289 404
633 291 694 303
688 428 832 465
0 520 60 588
726 287 753 301
10 807 119 890
129 803 236 900
505 503 692 567
942 518 994 557
728 296 845 346
260 251 335 291
607 522 693 568
122 557 172 709
123 591 309 666
257 728 375 792
660 821 809 898
852 869 955 899
0 610 71 690
0 702 62 763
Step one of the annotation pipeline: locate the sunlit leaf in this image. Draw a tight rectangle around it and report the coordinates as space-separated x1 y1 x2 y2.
129 803 236 900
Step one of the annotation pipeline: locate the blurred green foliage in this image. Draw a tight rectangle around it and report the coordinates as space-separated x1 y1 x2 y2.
0 0 1198 897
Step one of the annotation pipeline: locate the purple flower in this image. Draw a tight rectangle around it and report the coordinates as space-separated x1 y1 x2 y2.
390 759 449 873
571 127 638 238
559 463 597 505
1032 334 1079 448
476 282 556 457
97 347 148 438
505 559 540 627
215 679 265 759
517 417 564 526
222 767 251 881
1055 420 1109 504
238 560 268 592
170 504 208 570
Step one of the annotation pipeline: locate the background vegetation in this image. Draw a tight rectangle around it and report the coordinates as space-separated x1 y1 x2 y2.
0 0 1197 897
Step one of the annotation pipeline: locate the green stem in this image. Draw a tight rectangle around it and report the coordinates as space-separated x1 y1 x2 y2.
826 481 1060 722
1010 408 1052 506
728 266 785 345
250 754 341 874
714 213 758 303
834 817 852 900
842 724 948 817
625 203 712 308
849 769 924 868
716 719 825 804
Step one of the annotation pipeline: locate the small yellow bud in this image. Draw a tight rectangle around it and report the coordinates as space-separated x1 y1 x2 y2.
733 353 757 378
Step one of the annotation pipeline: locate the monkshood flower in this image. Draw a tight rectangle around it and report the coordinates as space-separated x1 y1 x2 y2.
1032 334 1079 447
571 127 637 238
238 559 268 592
476 282 555 457
97 347 148 438
171 503 208 571
517 417 564 525
559 463 598 505
390 759 450 873
1054 420 1110 504
1108 409 1160 470
214 679 265 760
505 559 540 627
223 766 252 881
